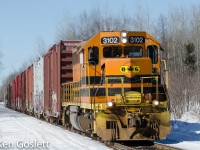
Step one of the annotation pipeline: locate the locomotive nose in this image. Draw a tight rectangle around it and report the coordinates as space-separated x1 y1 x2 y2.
101 57 152 78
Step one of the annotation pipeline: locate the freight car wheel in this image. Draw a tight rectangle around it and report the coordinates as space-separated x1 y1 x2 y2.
49 117 55 124
57 119 62 125
44 116 50 122
67 124 72 130
104 141 114 147
34 113 37 118
38 113 42 119
30 111 34 116
24 109 27 114
64 123 71 129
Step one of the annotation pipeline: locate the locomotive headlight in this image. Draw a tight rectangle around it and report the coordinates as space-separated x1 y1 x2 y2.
107 101 114 107
121 31 128 43
152 100 159 106
121 38 127 44
121 31 127 37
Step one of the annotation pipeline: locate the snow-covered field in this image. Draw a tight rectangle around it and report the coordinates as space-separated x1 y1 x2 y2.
0 103 111 150
1 102 200 150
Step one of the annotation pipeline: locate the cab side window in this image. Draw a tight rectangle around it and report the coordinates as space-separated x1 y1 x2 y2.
88 46 99 65
147 45 158 64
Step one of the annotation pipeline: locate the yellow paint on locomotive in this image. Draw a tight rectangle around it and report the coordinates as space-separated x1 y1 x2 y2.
61 31 170 141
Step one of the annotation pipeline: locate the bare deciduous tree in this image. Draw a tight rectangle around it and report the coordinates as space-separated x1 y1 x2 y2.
35 36 47 56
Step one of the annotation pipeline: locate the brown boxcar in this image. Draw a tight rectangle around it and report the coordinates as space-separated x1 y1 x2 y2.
44 41 80 120
5 86 8 107
25 65 34 114
20 71 26 112
6 84 12 108
12 79 17 109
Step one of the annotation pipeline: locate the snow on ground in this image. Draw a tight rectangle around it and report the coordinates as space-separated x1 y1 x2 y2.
0 103 111 150
157 111 200 150
1 102 200 150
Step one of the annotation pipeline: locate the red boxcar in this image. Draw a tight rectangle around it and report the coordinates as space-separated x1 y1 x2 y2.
25 65 34 114
16 75 21 110
44 41 80 120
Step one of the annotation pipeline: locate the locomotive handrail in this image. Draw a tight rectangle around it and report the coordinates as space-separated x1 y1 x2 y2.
61 81 80 104
161 60 170 111
140 76 159 100
161 60 168 91
105 77 124 103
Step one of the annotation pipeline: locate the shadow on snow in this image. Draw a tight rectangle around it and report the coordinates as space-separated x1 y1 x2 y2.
155 120 200 144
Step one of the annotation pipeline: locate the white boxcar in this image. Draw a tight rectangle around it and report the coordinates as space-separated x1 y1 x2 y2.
33 57 44 116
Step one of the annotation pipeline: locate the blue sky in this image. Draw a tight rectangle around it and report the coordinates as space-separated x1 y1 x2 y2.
0 0 200 85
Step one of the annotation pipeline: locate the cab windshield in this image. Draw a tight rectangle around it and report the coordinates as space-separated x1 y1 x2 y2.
103 47 122 58
103 46 143 58
124 46 142 58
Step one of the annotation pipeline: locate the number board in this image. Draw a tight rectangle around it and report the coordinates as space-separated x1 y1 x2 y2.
101 37 119 44
129 36 145 44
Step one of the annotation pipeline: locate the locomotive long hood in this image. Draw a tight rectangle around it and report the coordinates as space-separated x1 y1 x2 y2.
101 58 152 78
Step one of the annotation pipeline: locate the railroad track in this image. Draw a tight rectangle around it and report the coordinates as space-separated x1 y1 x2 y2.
18 109 180 150
153 142 180 150
110 141 181 150
60 123 180 150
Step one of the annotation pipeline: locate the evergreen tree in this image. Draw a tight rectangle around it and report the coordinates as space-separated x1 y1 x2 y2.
184 42 196 73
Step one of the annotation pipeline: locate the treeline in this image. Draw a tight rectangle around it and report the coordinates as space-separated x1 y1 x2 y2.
1 4 200 118
155 6 200 118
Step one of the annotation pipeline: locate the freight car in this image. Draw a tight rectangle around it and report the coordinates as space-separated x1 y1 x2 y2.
5 84 12 107
33 57 44 118
5 41 80 119
25 65 34 114
43 41 80 122
4 31 170 142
